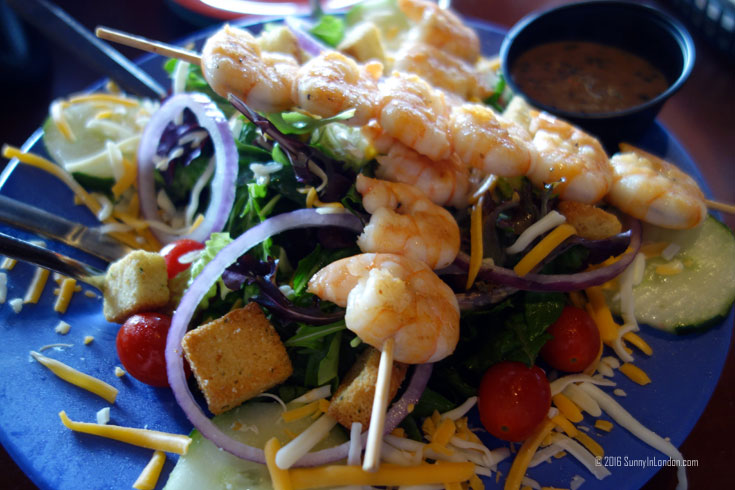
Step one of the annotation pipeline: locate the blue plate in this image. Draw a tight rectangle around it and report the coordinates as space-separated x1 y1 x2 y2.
0 18 731 490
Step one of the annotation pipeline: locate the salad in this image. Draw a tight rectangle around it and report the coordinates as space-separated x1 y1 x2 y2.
1 0 734 489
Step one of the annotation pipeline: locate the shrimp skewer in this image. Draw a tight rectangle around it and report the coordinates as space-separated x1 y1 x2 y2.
355 175 461 270
608 144 707 229
309 252 460 470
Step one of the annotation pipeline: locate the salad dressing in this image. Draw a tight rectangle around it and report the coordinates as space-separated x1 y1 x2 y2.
511 41 669 114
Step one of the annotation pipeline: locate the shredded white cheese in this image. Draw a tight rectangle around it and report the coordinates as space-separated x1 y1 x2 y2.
275 414 338 469
550 433 611 480
292 384 332 404
550 373 615 396
440 396 477 421
579 383 687 489
250 161 284 186
570 474 586 490
506 210 566 254
185 157 215 227
661 243 681 261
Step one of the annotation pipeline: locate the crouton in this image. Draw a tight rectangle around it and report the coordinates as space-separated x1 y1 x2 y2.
182 303 293 415
327 347 408 431
338 22 387 64
103 250 169 323
257 25 302 62
558 201 622 240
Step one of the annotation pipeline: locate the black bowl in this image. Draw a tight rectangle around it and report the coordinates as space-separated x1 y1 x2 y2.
500 0 696 149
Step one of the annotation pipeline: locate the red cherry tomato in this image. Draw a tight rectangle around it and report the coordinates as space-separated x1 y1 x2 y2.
540 306 601 373
477 361 551 442
160 239 204 279
116 313 184 387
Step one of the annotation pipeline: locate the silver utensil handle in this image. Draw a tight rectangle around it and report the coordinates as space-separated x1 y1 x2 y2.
0 232 105 290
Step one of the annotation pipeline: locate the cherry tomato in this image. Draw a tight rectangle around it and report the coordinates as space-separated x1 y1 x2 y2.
540 306 601 373
116 313 184 387
160 239 204 279
477 361 551 442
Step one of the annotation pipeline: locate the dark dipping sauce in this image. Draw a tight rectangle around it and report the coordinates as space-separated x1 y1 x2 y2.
510 41 670 114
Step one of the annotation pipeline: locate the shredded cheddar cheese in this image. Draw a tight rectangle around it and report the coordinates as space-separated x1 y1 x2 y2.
513 223 576 276
31 350 118 403
504 418 555 490
594 420 614 432
1 257 17 270
573 432 604 459
68 93 140 107
50 100 75 142
265 437 294 490
466 196 484 290
54 277 77 313
133 451 167 490
619 363 652 385
59 411 191 454
282 401 320 422
24 267 50 304
622 332 653 356
305 187 344 209
552 394 584 424
111 157 137 198
288 462 475 489
551 414 578 438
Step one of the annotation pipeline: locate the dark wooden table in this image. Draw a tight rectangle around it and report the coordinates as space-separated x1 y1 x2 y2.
1 1 733 488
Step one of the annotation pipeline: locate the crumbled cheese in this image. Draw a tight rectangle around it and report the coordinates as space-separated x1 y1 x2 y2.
115 366 126 378
9 298 23 313
84 336 94 345
96 407 111 425
55 321 71 335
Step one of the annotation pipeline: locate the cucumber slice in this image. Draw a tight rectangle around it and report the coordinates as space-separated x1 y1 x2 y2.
163 402 346 490
610 215 735 333
42 96 154 179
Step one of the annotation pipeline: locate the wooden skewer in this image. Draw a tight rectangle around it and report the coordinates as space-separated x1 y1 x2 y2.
706 199 735 215
362 337 395 472
95 26 201 65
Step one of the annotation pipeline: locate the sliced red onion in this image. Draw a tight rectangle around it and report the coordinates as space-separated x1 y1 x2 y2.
138 92 237 244
285 16 330 56
165 208 430 466
455 219 642 292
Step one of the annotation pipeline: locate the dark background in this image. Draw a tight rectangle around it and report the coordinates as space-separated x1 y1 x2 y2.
0 0 733 488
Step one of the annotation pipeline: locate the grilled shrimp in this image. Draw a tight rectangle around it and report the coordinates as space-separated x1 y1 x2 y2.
398 0 480 63
393 43 491 100
379 72 452 161
526 111 613 203
307 253 460 364
450 103 537 177
292 51 383 126
355 175 460 269
607 149 707 229
375 141 471 209
201 25 298 113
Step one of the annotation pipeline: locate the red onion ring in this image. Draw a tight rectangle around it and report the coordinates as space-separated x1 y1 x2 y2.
285 16 330 56
137 92 237 244
165 208 431 465
455 219 642 292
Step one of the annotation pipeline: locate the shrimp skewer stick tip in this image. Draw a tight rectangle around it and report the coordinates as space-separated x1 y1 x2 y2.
362 337 395 473
95 26 201 65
